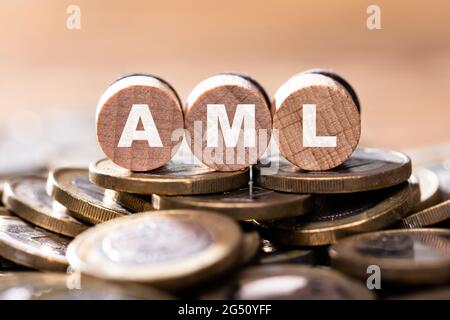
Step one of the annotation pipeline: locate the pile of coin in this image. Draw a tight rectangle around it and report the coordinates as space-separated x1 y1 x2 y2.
1 68 450 299
1 141 450 300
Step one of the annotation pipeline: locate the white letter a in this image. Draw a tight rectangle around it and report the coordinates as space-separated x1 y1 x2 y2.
117 104 163 147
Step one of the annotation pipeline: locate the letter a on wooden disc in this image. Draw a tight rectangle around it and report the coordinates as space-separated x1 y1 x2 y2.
96 74 184 172
273 72 361 171
185 73 272 171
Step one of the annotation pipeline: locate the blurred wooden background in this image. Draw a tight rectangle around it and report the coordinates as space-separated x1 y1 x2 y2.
1 0 450 149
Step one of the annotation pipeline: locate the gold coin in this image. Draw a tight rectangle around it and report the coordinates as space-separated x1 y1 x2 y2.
412 167 441 212
399 198 450 228
67 210 242 290
112 192 154 212
329 228 450 285
2 176 88 237
47 168 132 224
0 272 172 300
203 265 374 299
254 148 411 193
424 161 450 200
240 231 261 265
89 158 249 195
153 186 312 221
255 182 412 246
0 216 69 271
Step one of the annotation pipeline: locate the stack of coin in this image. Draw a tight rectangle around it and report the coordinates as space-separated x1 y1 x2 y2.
253 148 414 246
3 141 450 299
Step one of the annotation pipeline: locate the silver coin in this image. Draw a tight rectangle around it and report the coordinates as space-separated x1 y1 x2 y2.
203 265 373 299
2 177 87 237
425 161 450 200
0 273 172 300
0 216 69 271
330 229 450 284
67 211 242 289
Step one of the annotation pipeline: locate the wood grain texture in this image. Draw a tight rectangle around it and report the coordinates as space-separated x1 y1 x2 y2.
96 75 184 172
273 73 361 171
184 74 272 171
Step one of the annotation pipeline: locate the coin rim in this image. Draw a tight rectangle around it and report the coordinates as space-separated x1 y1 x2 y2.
152 188 312 221
0 216 68 271
2 176 88 237
240 231 261 266
47 168 130 225
113 192 154 212
205 264 374 300
254 148 412 194
89 158 250 195
0 272 173 300
329 228 450 284
255 182 412 246
412 167 441 212
399 198 450 228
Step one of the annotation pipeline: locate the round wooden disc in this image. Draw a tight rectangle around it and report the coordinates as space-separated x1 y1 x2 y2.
254 148 412 194
273 72 361 171
301 69 360 111
184 73 272 171
96 74 184 172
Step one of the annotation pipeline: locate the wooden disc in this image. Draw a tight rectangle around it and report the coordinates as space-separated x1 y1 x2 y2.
184 73 272 171
301 69 360 111
96 74 184 172
273 72 361 171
